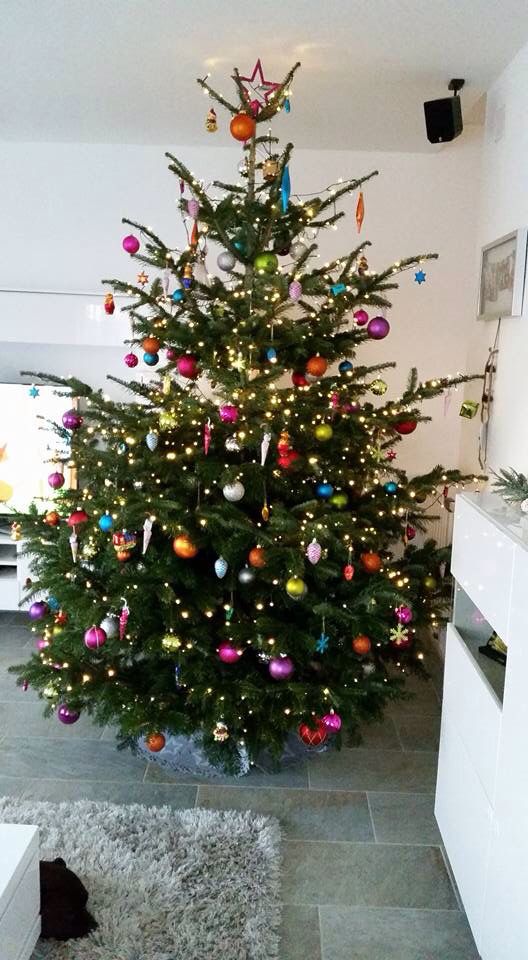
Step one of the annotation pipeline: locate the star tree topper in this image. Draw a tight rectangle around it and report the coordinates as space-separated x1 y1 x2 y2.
239 59 280 116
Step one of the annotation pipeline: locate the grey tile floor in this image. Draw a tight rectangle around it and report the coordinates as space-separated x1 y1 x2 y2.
0 612 480 960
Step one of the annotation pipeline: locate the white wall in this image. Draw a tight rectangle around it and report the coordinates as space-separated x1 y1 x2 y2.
0 136 482 472
461 40 528 476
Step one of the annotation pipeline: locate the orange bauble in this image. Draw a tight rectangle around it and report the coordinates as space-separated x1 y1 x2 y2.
146 732 166 752
248 546 266 568
360 551 382 573
306 356 328 377
230 112 256 142
352 634 372 655
116 549 131 562
44 510 60 527
173 534 199 559
142 336 161 354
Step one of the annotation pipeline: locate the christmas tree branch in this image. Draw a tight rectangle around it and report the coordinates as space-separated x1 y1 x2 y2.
196 76 239 115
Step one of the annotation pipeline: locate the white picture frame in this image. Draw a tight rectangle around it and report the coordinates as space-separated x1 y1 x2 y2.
477 229 527 321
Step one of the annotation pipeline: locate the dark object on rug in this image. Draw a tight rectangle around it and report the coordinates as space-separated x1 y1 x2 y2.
39 857 98 940
479 631 507 667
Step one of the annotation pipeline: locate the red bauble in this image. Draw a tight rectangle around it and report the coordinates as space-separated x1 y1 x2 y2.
146 732 166 752
248 546 266 568
176 355 199 379
352 634 371 655
306 356 328 377
104 294 115 315
394 420 417 435
124 352 139 368
278 451 299 469
343 563 355 581
230 113 256 142
360 551 382 573
292 372 309 387
298 719 328 747
142 336 161 354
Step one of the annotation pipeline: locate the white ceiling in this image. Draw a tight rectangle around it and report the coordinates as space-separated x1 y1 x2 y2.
2 0 528 152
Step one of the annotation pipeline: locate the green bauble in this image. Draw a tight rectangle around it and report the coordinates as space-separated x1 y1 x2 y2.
314 424 333 442
161 634 182 652
254 252 279 273
423 575 438 591
371 379 388 396
330 492 348 509
285 576 307 599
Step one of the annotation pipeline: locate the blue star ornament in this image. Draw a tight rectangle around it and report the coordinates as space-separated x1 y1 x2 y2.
315 631 330 654
28 385 39 398
414 270 426 284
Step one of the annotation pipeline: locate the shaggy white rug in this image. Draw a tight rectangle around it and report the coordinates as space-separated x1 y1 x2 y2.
0 798 281 960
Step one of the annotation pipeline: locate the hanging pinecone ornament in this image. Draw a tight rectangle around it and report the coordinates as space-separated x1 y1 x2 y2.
306 539 322 564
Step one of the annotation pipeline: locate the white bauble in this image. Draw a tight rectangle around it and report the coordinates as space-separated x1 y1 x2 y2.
290 241 308 259
223 481 245 502
217 251 236 272
225 436 241 452
100 615 118 639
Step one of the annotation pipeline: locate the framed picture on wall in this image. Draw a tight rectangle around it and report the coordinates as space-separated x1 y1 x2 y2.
477 229 528 321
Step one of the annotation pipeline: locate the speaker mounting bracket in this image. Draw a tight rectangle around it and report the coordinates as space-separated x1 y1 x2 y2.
448 78 465 96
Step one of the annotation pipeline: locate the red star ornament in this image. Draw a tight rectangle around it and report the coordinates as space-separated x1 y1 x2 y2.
239 59 280 116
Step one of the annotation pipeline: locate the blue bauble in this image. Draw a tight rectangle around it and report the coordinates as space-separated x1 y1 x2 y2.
99 513 113 532
143 351 159 366
339 360 353 374
316 482 334 499
384 481 398 494
266 347 277 362
171 289 184 302
47 596 60 611
233 238 247 254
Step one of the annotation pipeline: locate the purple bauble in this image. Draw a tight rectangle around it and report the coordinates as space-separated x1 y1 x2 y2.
218 404 239 424
268 656 295 681
395 605 413 625
57 704 80 725
322 712 342 733
84 625 107 650
29 600 49 621
218 642 242 664
122 234 140 254
367 316 390 340
354 309 369 326
48 471 65 490
124 352 139 368
166 347 178 362
35 637 49 651
289 280 302 302
62 409 83 430
187 198 200 219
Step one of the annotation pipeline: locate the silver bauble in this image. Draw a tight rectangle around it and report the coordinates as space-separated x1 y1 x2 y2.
214 556 228 578
225 436 241 452
100 615 118 639
238 565 255 584
217 251 236 272
290 241 308 259
223 481 245 502
145 431 158 451
362 662 376 676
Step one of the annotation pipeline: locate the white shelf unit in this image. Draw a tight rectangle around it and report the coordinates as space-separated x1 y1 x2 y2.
435 491 528 959
0 522 32 611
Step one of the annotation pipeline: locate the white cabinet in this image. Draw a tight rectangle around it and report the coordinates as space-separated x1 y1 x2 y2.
435 492 528 958
0 824 40 960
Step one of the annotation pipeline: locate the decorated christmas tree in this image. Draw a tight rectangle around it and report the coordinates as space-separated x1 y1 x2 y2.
11 62 478 772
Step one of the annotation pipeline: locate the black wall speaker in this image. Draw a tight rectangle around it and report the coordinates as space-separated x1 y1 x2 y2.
424 80 465 144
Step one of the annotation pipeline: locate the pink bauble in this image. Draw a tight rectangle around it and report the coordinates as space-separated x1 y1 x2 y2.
306 540 322 565
166 347 178 362
84 626 107 650
367 316 390 340
122 234 140 254
218 642 242 664
48 471 65 490
187 198 200 218
124 352 139 368
395 605 413 625
35 637 49 651
57 704 80 725
268 656 295 680
62 409 83 430
176 355 199 379
218 404 239 424
289 280 302 302
354 309 369 326
29 600 49 621
322 712 342 733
